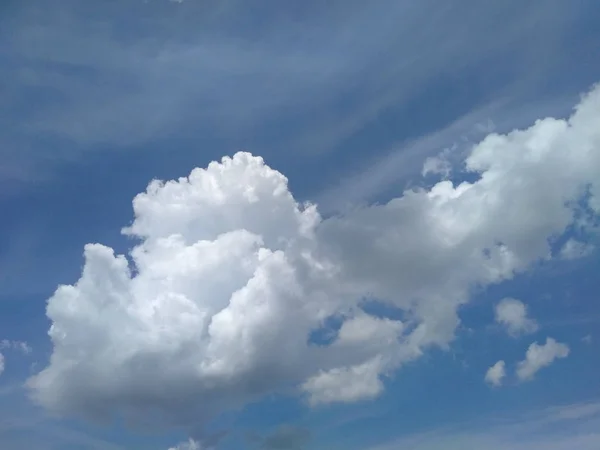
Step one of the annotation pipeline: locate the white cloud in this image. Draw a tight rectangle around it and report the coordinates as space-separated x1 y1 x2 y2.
494 298 539 337
582 334 592 344
485 361 506 387
0 353 4 376
28 83 600 429
516 338 570 381
560 238 594 260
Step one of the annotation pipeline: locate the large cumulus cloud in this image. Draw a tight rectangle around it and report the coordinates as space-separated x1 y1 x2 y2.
28 84 600 430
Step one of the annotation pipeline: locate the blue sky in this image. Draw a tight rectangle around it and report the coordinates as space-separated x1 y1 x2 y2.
1 1 600 449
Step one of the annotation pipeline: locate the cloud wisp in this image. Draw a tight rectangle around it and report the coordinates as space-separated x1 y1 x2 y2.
2 0 594 188
367 400 600 450
494 298 539 337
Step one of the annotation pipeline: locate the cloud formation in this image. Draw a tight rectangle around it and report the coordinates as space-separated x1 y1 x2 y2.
516 337 570 381
28 84 600 430
485 361 506 387
494 298 539 337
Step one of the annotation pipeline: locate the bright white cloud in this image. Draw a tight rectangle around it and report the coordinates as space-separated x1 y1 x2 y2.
516 337 570 381
485 361 506 387
494 298 539 337
28 83 600 429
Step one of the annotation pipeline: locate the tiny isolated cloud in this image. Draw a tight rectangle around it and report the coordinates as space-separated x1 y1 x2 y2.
582 334 592 344
495 298 539 337
516 337 570 381
26 83 600 431
485 360 506 387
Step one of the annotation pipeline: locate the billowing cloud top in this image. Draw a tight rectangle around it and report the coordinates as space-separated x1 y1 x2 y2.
28 85 600 430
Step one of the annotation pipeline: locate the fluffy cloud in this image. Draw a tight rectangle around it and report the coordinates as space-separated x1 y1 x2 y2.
485 360 506 387
516 338 570 381
28 84 600 430
494 298 539 337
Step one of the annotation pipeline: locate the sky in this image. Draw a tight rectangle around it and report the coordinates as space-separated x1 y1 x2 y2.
1 0 600 449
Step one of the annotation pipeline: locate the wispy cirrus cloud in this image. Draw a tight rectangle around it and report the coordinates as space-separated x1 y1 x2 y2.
367 401 600 450
1 0 595 188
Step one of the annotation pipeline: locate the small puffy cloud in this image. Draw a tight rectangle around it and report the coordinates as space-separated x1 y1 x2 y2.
168 439 201 450
485 360 506 387
27 83 600 430
495 298 539 337
516 338 570 381
582 334 592 344
559 238 594 260
302 357 385 406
